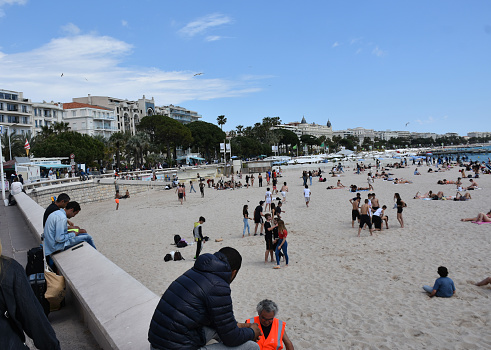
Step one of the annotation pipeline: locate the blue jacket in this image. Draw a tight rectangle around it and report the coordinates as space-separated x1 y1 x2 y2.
148 252 254 349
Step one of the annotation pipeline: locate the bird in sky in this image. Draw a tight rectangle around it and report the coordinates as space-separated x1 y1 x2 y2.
193 72 204 76
61 73 64 77
405 122 410 127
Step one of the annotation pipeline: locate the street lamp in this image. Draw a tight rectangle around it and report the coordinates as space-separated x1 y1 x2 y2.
4 123 19 161
0 130 7 206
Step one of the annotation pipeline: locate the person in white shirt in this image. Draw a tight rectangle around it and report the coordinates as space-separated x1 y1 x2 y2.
372 205 388 231
8 177 23 205
303 185 311 208
264 188 273 212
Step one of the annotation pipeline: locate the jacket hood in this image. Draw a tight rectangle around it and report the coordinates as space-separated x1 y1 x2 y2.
193 252 231 283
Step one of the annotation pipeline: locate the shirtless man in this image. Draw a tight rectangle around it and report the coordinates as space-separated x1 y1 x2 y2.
349 196 361 228
454 192 471 201
358 199 374 237
467 179 478 190
176 184 185 205
371 193 380 211
280 182 289 203
336 179 345 188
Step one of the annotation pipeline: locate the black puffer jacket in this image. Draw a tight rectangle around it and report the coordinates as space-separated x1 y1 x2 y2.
148 252 254 350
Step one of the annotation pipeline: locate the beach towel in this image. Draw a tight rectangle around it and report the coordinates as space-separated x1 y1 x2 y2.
472 221 491 225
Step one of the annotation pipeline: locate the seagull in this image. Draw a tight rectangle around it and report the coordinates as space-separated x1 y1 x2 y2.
193 72 204 76
405 122 410 127
61 73 64 77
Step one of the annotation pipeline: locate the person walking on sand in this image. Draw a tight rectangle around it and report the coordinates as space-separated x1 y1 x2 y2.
423 266 456 298
199 181 205 198
115 190 121 210
243 205 253 237
176 184 185 205
193 216 206 259
358 199 374 237
273 220 289 269
280 182 289 203
189 180 197 193
258 173 263 187
250 174 255 187
394 193 406 228
303 185 311 208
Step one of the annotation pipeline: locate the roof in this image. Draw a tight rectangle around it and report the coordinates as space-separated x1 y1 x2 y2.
63 102 112 111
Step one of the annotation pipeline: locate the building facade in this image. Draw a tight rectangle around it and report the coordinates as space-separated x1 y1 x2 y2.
63 102 116 138
32 101 64 134
0 89 33 136
154 104 201 124
72 95 155 135
276 117 333 139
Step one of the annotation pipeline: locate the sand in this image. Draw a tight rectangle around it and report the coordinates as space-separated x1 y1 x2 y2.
76 162 491 349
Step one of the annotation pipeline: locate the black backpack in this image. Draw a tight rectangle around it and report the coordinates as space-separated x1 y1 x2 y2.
25 246 44 276
177 240 187 248
174 251 184 261
164 254 172 262
174 235 181 245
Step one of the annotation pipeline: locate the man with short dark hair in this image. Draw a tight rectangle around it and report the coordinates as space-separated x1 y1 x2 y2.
423 266 456 298
43 201 96 257
43 193 71 227
246 299 294 350
193 216 206 259
149 247 262 350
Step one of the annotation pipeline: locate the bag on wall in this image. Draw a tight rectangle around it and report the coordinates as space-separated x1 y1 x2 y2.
44 267 66 311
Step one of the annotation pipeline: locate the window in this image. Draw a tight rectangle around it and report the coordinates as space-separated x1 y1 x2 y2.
35 120 38 127
0 103 3 110
93 111 96 117
7 104 18 111
72 111 76 117
72 123 77 130
22 105 28 113
53 111 57 118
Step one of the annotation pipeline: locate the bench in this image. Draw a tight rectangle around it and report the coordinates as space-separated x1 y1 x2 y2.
14 192 160 350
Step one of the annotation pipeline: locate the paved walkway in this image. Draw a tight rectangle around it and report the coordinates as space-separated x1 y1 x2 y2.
0 202 101 350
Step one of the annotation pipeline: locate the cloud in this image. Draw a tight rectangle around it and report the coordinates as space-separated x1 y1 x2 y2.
122 20 128 27
61 23 81 35
0 33 261 104
372 46 386 57
0 0 27 17
332 42 339 48
205 35 222 42
415 116 437 125
350 37 363 45
179 13 232 37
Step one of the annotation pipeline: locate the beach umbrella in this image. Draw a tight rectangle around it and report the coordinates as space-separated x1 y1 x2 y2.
358 159 365 161
426 152 433 155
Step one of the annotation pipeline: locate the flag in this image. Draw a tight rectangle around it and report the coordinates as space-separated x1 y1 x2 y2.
293 145 297 150
24 139 30 156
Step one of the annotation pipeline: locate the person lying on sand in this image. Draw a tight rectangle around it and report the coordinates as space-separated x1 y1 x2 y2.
461 210 491 222
475 277 491 286
393 178 413 184
454 192 471 201
437 179 457 184
414 191 431 199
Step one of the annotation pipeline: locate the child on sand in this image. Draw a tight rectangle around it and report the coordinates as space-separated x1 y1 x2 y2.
273 219 289 269
423 266 456 298
303 185 311 208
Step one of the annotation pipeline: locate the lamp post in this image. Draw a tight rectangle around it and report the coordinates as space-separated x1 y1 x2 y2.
0 129 7 206
4 124 19 161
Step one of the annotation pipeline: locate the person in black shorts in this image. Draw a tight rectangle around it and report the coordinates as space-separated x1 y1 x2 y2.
350 196 361 228
358 199 373 237
254 201 265 236
263 214 276 262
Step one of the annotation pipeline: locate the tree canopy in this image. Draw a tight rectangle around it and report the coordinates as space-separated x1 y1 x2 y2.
186 121 226 162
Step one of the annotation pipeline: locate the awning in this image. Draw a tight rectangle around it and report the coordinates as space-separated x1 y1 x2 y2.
39 164 71 168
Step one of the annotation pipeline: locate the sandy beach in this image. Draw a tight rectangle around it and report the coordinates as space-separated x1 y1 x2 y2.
76 162 491 349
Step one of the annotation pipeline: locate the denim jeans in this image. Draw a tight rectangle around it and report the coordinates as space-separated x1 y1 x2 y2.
243 218 250 236
423 285 433 293
65 233 97 250
275 239 289 265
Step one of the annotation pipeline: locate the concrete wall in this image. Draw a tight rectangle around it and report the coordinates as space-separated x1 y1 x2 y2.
27 180 166 208
14 192 160 350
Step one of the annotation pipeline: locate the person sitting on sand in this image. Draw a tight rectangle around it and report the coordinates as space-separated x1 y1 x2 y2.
414 168 421 175
466 179 478 190
454 192 471 201
372 205 388 231
423 266 456 298
475 277 491 286
461 210 491 222
336 179 345 188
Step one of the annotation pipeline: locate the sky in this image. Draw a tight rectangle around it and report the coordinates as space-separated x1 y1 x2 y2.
0 0 490 135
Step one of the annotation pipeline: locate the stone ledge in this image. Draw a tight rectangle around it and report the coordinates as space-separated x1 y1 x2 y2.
14 192 159 350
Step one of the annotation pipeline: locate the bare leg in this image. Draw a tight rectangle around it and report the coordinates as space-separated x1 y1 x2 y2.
476 277 491 286
397 213 404 228
461 217 478 222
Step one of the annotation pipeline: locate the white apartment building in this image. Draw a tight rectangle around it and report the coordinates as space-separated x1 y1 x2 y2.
155 104 201 124
276 117 333 139
0 89 33 136
467 131 491 138
63 102 116 138
32 101 64 133
411 132 437 140
72 95 156 135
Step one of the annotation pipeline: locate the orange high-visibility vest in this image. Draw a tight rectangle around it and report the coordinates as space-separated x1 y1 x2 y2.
246 316 285 350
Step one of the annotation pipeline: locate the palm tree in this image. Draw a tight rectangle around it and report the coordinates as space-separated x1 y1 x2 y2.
217 115 227 130
53 122 71 134
109 132 130 170
236 125 244 136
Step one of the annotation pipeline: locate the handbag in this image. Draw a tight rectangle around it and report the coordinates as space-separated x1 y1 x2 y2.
42 241 66 311
44 267 66 311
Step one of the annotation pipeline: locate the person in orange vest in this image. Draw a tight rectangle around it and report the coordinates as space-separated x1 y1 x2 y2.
246 299 294 350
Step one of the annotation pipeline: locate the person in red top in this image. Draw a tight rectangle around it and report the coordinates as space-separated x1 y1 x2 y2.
273 220 289 269
246 299 294 350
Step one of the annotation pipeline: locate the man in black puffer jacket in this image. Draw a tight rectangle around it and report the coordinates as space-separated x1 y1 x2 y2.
149 247 261 350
